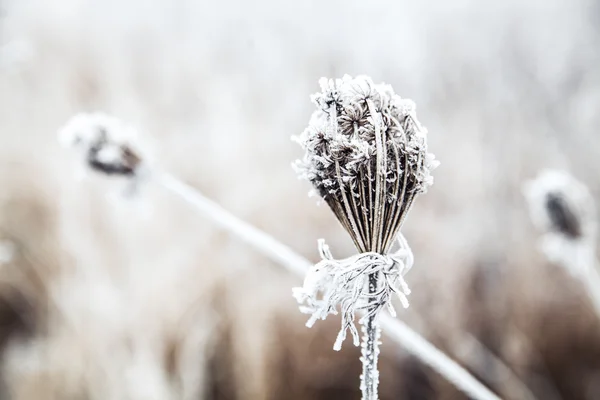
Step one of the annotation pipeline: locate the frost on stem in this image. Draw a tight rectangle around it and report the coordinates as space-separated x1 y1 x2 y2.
524 169 597 275
292 75 438 349
293 234 413 350
59 112 145 178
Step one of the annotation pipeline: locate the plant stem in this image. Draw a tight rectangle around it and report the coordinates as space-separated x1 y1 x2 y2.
582 264 600 318
155 172 308 277
455 333 539 400
360 273 381 400
558 242 600 320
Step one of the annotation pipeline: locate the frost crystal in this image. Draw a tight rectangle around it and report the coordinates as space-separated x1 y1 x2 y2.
292 75 437 349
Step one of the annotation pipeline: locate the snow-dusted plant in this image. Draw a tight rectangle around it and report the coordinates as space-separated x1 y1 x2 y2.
524 169 600 315
59 112 148 195
524 170 597 275
292 75 438 400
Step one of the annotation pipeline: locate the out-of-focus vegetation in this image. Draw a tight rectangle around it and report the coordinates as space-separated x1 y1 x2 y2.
1 0 600 398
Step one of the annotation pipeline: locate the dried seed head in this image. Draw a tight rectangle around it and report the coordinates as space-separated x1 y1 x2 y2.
293 76 438 349
59 112 144 177
524 170 596 241
294 75 438 253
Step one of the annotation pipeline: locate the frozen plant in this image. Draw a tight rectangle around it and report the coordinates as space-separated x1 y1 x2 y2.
292 75 438 400
524 169 600 316
524 170 597 275
59 112 148 195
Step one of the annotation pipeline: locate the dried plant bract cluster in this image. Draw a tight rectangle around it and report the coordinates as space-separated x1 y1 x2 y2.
293 75 438 350
294 75 438 253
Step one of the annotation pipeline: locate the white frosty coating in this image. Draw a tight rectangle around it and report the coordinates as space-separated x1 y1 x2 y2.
59 112 145 177
360 321 381 400
524 169 596 241
59 112 134 149
292 234 414 351
96 145 126 166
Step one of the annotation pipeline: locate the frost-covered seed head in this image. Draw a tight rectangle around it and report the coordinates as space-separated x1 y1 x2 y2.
292 76 437 350
294 75 438 253
524 170 596 241
59 113 143 177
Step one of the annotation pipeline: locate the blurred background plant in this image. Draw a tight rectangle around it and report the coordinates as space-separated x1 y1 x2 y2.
1 0 600 399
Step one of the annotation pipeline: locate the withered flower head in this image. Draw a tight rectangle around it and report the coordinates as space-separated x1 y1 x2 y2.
293 75 438 350
294 75 438 253
59 112 144 177
524 169 596 241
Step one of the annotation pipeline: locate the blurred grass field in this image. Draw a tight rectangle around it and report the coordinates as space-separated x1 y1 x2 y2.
1 0 600 398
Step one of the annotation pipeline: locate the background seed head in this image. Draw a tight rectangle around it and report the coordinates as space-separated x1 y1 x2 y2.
524 169 597 241
59 113 144 177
